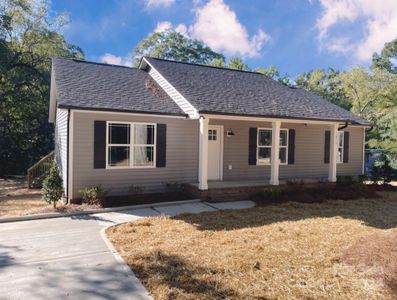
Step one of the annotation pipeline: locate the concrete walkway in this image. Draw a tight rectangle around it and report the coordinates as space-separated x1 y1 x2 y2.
0 200 255 300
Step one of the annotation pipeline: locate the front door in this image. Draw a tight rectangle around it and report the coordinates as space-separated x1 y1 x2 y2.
208 126 223 181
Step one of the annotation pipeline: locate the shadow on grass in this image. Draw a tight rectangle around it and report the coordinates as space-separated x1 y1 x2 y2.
131 250 238 299
173 193 397 231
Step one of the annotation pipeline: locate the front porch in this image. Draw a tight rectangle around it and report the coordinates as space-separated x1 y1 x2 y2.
194 114 364 200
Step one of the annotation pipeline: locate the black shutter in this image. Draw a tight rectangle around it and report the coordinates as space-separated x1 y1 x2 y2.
288 129 296 164
343 131 349 163
94 121 106 169
248 128 257 165
324 130 330 164
156 124 166 168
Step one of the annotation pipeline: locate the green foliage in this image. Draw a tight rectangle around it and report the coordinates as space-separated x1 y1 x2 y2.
227 57 249 71
336 175 354 187
42 160 63 208
370 153 395 185
128 184 144 200
208 58 226 67
0 0 84 176
79 185 108 206
163 182 181 194
295 68 351 109
372 38 397 74
132 30 224 66
259 187 282 201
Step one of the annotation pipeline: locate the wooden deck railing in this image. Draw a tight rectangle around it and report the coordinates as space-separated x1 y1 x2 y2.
27 151 55 188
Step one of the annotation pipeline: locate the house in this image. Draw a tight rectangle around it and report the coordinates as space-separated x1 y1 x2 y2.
49 57 371 202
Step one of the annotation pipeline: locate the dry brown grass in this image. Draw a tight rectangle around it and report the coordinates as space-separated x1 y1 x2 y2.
0 178 100 217
0 178 49 217
107 192 397 300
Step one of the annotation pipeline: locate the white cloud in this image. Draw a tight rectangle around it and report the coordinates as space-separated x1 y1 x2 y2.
154 21 173 32
315 0 397 61
154 21 188 36
189 0 270 57
145 0 175 9
99 53 133 67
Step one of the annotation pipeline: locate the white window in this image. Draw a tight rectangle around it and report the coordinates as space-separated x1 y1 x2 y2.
107 122 156 168
337 131 344 163
257 128 288 165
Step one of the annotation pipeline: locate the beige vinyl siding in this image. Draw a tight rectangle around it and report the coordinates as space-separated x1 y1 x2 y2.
55 108 68 193
71 111 198 198
209 119 364 181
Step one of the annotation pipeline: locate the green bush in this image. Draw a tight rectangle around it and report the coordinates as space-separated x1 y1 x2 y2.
42 160 64 208
163 182 181 194
336 175 354 187
260 187 282 201
79 185 108 206
128 184 144 200
370 154 395 185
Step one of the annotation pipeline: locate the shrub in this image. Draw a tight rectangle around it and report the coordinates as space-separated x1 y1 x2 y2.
128 184 144 200
79 185 108 206
163 182 181 194
260 187 282 201
42 160 64 208
370 154 395 185
336 175 354 187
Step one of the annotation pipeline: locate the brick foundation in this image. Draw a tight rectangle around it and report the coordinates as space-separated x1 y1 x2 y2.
182 183 266 202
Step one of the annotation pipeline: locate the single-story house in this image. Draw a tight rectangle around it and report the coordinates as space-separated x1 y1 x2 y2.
49 57 371 202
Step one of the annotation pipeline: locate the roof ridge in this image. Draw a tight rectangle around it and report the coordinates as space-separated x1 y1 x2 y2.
145 56 269 76
52 57 137 70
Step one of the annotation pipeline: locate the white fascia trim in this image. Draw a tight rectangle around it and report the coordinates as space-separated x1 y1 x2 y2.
48 65 56 123
141 58 200 120
70 109 188 119
203 114 342 125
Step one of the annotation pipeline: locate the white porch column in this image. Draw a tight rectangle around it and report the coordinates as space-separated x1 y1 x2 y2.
198 116 209 190
270 121 281 185
328 123 338 182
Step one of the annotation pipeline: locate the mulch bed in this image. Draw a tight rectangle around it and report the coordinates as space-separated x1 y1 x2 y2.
250 183 397 206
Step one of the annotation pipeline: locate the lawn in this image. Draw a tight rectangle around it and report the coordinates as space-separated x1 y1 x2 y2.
107 192 397 300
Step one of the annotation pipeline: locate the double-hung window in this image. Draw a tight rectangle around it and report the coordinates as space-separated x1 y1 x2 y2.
337 131 344 163
107 122 156 168
257 128 288 165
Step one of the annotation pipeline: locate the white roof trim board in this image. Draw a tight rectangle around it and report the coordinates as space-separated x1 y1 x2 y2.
140 57 200 119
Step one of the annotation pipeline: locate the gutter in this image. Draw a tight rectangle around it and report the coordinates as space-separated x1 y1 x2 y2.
338 122 349 130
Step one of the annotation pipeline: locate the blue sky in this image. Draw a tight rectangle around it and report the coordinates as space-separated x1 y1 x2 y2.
52 0 397 77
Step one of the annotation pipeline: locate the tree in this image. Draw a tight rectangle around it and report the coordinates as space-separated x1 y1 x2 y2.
42 160 63 208
208 58 226 67
132 30 224 66
256 65 292 86
295 68 351 109
0 0 84 176
227 57 250 71
372 38 397 74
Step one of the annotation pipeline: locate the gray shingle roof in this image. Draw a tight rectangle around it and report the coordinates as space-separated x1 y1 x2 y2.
145 57 370 125
52 58 185 116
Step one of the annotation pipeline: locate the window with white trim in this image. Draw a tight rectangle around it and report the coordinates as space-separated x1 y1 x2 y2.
257 128 288 165
107 122 156 168
337 131 344 163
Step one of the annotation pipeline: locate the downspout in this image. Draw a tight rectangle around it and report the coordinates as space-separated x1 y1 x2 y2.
338 122 348 131
66 108 70 204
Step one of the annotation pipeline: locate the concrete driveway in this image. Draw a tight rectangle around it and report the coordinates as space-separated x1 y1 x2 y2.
0 200 255 300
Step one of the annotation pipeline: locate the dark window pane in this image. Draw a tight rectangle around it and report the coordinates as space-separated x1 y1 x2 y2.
280 130 288 146
279 147 287 164
135 124 155 145
109 146 129 167
258 147 271 164
258 130 272 146
134 146 154 166
109 124 130 144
